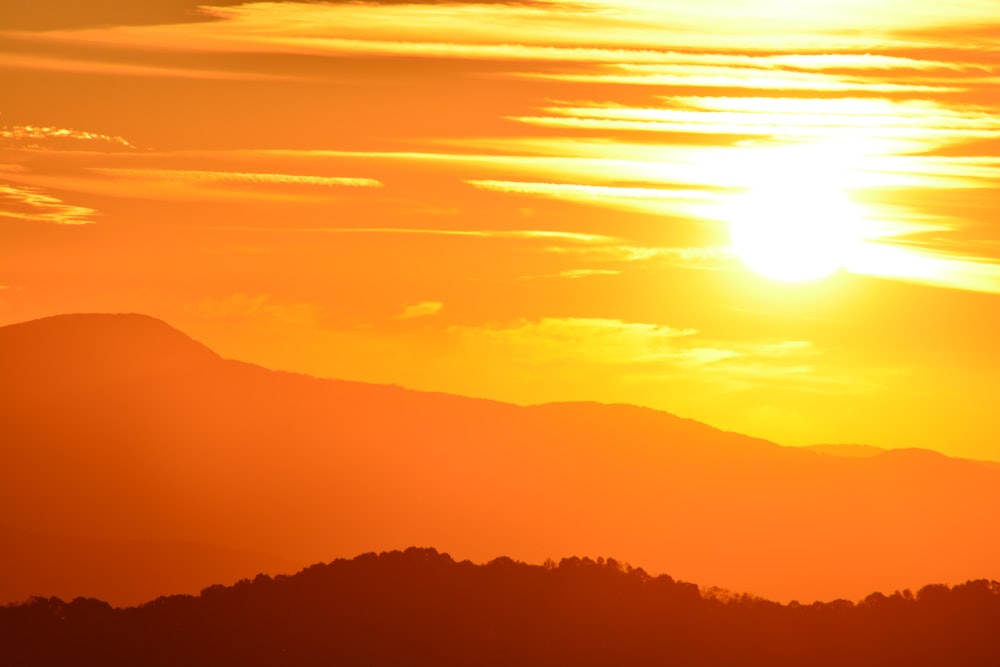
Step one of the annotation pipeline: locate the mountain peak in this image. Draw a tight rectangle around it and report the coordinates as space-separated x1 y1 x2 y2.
0 312 220 374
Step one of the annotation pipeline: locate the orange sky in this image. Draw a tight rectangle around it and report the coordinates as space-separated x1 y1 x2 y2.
2 0 999 458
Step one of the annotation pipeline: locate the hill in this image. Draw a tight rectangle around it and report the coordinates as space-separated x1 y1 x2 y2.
2 548 999 667
2 313 999 605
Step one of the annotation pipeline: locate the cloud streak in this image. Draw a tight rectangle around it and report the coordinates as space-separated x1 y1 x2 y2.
195 292 323 326
511 67 965 94
1 124 134 148
0 183 97 225
847 242 1000 295
311 227 615 243
514 98 1000 143
396 301 444 319
28 168 386 203
466 179 716 202
0 52 307 82
445 316 860 393
93 169 382 188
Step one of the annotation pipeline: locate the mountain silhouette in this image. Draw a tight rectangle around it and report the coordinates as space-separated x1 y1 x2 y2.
804 443 886 458
2 313 999 606
3 548 999 667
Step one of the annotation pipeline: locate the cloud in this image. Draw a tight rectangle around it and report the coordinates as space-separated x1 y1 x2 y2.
545 244 733 268
512 98 1000 144
466 179 716 202
37 168 385 203
14 0 1000 70
312 227 616 244
237 142 1000 203
1 0 280 31
195 292 323 325
5 0 997 304
0 167 383 209
466 179 719 219
857 155 1000 189
1 124 134 148
271 226 728 270
245 147 729 192
2 0 539 31
0 53 308 82
444 317 852 392
130 1 1000 54
733 53 995 72
395 301 444 319
94 168 381 188
847 241 1000 295
0 183 97 225
519 268 621 280
448 317 699 365
511 66 963 94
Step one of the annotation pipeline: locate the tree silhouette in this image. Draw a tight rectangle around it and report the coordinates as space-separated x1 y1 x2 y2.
3 548 999 666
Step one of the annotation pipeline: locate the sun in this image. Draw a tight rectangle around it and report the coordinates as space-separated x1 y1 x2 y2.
725 154 865 282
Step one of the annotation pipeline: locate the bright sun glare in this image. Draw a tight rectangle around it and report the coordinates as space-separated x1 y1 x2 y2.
726 150 865 282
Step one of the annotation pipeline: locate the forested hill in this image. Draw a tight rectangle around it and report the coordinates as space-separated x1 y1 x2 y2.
3 548 999 667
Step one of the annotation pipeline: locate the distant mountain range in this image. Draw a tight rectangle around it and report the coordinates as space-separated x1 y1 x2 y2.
2 313 999 606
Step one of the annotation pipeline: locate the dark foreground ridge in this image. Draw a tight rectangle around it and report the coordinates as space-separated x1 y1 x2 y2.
3 548 998 666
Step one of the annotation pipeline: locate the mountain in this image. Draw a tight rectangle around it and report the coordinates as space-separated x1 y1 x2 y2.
3 548 999 667
2 313 999 606
804 443 886 458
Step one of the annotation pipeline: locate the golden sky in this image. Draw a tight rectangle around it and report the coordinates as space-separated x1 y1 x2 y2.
2 0 999 458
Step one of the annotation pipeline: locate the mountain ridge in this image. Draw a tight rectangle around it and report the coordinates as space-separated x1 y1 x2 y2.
2 312 999 605
6 312 987 465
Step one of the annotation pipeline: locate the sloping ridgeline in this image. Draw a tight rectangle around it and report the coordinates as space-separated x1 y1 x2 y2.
2 548 999 667
5 314 1000 607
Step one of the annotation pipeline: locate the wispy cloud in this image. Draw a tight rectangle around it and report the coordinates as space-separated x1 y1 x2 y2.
94 168 381 188
466 179 716 201
4 0 998 303
545 244 734 268
283 226 729 269
0 183 96 225
445 316 855 392
466 179 719 219
395 301 444 319
449 317 699 365
71 0 1000 54
243 148 729 191
0 52 307 82
511 66 964 94
2 0 267 31
44 168 386 203
312 227 616 244
856 155 1000 188
14 0 1000 72
513 98 1000 143
847 241 1000 295
1 124 134 148
520 268 621 280
195 292 323 325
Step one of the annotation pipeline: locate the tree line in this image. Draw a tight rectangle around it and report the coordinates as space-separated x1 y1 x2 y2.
2 547 998 666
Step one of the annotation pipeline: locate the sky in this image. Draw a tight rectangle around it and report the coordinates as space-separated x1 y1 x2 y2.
2 0 999 459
